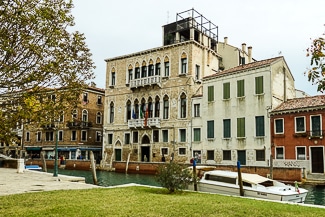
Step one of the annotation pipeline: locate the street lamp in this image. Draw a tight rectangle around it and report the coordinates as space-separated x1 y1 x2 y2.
53 125 59 177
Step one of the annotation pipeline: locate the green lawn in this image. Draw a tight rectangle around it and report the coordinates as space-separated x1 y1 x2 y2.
0 186 324 217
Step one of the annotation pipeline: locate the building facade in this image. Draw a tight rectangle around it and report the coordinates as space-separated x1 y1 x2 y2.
22 86 105 162
270 95 325 174
102 9 256 166
199 57 295 167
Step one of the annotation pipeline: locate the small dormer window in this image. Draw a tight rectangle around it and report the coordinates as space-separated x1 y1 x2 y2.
83 93 88 104
49 94 56 102
97 95 102 105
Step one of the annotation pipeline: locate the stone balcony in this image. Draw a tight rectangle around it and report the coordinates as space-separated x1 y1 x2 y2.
67 121 93 129
130 75 161 89
128 118 160 128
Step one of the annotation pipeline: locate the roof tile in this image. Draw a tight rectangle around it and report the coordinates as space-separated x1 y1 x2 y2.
203 56 283 79
272 95 325 112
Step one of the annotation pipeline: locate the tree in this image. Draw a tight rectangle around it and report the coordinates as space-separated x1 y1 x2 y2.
0 0 95 143
306 33 325 92
156 162 194 193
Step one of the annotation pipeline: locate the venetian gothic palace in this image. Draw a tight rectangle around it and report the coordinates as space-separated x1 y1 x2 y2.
102 9 322 176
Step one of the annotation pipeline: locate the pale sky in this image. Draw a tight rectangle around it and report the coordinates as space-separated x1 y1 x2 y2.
71 0 325 96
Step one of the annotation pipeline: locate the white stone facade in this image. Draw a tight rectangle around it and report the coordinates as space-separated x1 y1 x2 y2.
198 57 295 167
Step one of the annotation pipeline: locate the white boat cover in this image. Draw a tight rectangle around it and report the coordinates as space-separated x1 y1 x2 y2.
241 173 270 184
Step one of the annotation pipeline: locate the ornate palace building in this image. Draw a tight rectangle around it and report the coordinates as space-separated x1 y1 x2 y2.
102 9 256 166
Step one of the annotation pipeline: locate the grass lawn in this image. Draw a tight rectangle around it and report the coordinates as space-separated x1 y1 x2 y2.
0 186 324 217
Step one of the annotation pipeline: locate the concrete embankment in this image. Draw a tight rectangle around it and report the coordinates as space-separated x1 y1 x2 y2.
0 168 102 196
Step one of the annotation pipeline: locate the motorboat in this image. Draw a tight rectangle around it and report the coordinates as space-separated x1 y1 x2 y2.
188 170 308 203
25 165 42 171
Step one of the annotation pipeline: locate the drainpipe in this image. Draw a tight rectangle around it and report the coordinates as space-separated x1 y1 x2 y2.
190 98 193 155
283 66 287 102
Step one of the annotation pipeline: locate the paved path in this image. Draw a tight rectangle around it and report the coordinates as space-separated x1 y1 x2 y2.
0 168 102 196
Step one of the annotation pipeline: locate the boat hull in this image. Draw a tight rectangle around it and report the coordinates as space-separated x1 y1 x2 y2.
189 181 307 203
187 169 308 203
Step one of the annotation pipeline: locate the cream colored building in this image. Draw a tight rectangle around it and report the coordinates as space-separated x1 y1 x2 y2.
102 9 253 165
198 57 295 167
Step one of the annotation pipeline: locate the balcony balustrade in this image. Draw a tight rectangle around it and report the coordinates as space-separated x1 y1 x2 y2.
130 75 161 89
67 121 93 129
41 124 56 130
293 130 324 139
307 130 324 139
128 117 160 128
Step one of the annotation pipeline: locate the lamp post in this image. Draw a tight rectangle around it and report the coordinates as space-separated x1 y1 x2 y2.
53 126 59 177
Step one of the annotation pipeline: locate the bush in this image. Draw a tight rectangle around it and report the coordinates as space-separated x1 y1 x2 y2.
156 162 194 193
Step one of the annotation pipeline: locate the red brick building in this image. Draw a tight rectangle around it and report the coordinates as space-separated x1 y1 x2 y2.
270 95 325 175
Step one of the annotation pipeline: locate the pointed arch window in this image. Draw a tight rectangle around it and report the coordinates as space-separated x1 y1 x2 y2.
82 110 88 122
135 62 140 79
148 59 154 76
180 52 187 74
155 96 160 117
96 112 102 124
140 98 146 119
141 61 147 78
163 95 169 119
148 97 153 118
155 58 161 75
180 93 187 118
134 99 139 119
164 56 169 77
126 100 132 120
127 65 133 84
110 102 114 123
111 68 116 86
72 109 78 119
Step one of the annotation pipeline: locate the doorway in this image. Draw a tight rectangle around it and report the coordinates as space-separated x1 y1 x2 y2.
115 149 121 161
311 147 324 173
237 150 246 165
141 146 150 162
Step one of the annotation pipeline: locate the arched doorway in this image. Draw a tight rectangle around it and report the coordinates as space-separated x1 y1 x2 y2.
141 135 150 162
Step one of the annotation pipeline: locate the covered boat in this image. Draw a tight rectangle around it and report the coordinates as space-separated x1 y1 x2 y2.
189 170 308 203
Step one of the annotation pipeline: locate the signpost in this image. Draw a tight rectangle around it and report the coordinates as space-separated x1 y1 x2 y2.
237 161 244 196
193 158 197 191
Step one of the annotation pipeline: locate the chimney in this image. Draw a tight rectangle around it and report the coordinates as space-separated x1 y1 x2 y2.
248 46 252 63
224 37 228 45
241 43 246 53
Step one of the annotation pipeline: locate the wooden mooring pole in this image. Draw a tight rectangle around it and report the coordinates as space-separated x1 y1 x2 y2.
41 152 47 172
90 151 98 185
237 161 244 196
193 159 197 191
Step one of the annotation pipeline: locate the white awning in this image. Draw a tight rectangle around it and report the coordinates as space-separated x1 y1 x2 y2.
42 147 54 151
242 173 269 184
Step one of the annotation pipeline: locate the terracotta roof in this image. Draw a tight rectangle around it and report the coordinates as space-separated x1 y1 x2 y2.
203 56 283 80
272 95 325 113
86 86 105 92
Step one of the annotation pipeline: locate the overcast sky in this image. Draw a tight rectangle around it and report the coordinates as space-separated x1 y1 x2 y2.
71 0 325 96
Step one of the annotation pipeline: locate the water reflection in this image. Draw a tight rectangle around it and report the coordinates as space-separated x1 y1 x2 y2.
48 169 160 187
48 169 325 206
302 185 325 206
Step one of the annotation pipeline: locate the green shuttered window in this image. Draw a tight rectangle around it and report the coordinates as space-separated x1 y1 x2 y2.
237 117 245 137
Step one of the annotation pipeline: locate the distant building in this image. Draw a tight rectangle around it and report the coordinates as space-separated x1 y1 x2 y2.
22 86 104 161
270 95 325 174
295 89 310 98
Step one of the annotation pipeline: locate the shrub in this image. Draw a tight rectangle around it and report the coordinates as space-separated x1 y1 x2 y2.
156 162 194 193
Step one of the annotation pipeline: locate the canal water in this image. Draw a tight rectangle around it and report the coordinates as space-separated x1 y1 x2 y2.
48 169 325 206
